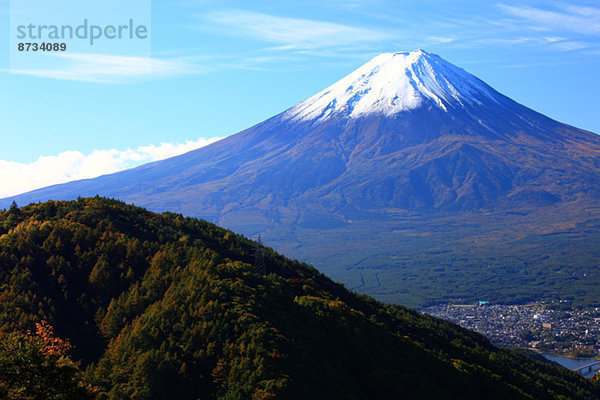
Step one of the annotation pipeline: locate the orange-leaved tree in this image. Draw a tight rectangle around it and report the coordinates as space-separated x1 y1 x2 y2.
0 321 96 400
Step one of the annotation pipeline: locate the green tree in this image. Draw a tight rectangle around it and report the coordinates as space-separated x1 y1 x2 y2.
9 201 19 213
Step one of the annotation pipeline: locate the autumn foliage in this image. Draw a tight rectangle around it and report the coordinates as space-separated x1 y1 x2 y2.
0 321 95 400
0 198 598 399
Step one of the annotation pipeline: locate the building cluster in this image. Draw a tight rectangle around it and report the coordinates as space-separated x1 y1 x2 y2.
422 302 600 355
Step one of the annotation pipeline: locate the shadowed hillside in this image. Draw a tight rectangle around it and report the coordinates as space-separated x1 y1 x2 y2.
0 198 598 399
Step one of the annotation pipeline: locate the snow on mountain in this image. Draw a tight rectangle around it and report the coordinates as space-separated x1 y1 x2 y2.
283 50 499 122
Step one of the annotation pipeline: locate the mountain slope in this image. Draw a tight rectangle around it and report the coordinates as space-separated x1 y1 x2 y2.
3 50 600 307
0 198 598 399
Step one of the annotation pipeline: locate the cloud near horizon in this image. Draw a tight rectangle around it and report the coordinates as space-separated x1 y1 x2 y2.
0 137 223 198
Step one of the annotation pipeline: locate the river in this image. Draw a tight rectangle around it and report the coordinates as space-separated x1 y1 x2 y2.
542 354 600 379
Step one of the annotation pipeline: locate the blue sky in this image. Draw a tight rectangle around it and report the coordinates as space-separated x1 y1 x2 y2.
1 0 599 197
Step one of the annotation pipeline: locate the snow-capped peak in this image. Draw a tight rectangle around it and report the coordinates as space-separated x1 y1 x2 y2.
283 50 498 122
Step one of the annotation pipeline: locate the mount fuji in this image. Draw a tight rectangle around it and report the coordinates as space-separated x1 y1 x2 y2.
4 50 600 307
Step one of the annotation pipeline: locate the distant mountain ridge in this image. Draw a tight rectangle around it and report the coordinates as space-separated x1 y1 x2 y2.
4 50 600 307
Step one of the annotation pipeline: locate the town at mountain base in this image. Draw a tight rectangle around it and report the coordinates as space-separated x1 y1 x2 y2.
3 50 600 308
0 198 598 399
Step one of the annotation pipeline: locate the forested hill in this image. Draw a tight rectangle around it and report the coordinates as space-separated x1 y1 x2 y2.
0 198 597 399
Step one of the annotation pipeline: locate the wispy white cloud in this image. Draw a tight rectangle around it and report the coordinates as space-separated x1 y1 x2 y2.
423 4 600 54
205 10 390 50
543 36 567 43
0 137 223 198
498 4 600 35
314 0 384 11
428 36 456 44
552 41 589 51
10 53 204 83
451 34 593 53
